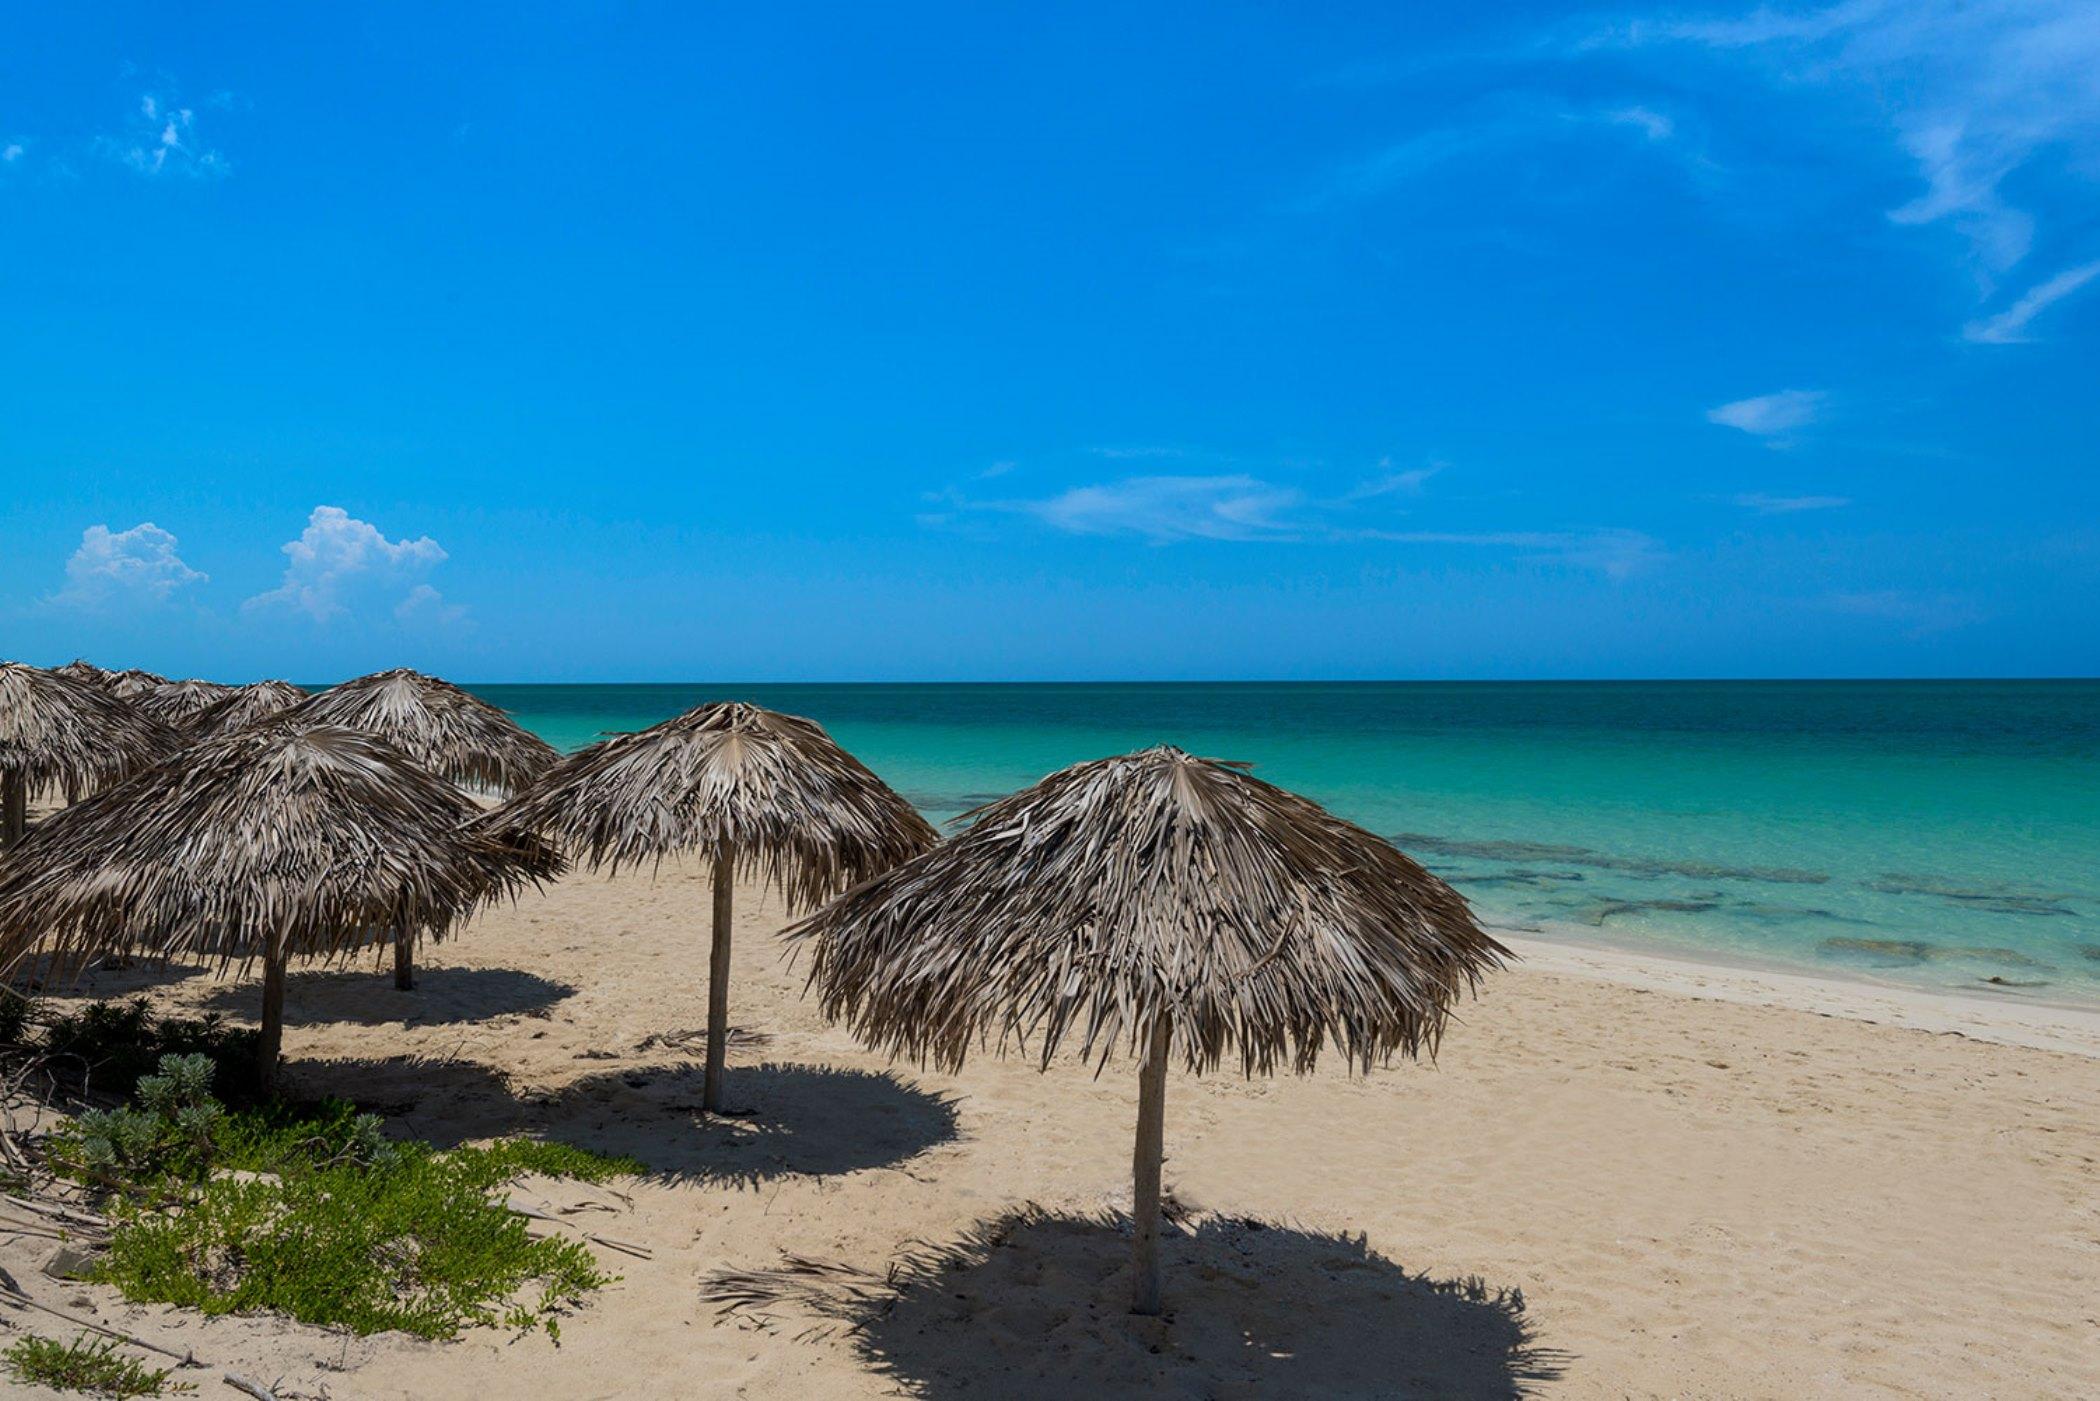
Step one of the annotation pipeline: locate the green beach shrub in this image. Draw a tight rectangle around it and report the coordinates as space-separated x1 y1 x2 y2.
0 1332 192 1397
48 1057 641 1341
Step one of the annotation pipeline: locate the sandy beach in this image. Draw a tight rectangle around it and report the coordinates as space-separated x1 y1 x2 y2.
0 859 2092 1399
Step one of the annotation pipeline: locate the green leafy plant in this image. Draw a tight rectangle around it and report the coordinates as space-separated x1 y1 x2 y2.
37 999 261 1103
48 1059 638 1340
1 1332 193 1397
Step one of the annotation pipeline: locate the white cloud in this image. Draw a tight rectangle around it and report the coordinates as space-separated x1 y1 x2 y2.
1359 527 1664 578
1962 260 2100 343
49 522 207 611
938 466 1654 576
97 91 228 179
1733 492 1850 513
1605 0 2100 319
394 583 469 628
1707 389 1825 439
2 142 23 164
1342 460 1444 502
1824 588 1984 635
1605 105 1674 141
244 506 449 623
1025 475 1305 542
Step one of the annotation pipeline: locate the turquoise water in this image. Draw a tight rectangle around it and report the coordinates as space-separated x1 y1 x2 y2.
468 681 2100 1005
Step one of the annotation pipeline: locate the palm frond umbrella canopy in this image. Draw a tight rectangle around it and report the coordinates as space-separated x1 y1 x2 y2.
135 677 241 730
106 668 170 701
489 701 938 1112
52 659 115 689
289 668 558 989
0 663 181 848
789 745 1508 1316
190 680 308 739
0 722 562 1091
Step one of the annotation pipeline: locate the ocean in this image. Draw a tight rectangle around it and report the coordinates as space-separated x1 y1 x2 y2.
467 680 2100 1005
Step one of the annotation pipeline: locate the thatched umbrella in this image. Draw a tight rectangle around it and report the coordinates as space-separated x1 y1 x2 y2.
136 677 240 730
0 663 180 848
190 680 309 738
489 701 938 1112
52 659 115 689
789 745 1508 1315
289 668 559 989
106 668 169 701
0 721 562 1092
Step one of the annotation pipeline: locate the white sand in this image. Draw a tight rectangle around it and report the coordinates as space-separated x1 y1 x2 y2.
4 864 2097 1398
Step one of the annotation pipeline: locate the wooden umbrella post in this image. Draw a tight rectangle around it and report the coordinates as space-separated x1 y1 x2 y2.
393 926 414 990
1130 1015 1172 1316
703 845 735 1114
1 772 26 848
258 927 287 1097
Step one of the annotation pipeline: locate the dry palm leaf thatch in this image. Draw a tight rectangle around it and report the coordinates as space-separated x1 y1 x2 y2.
135 677 240 728
190 679 309 738
0 663 181 847
289 667 557 989
0 720 562 1090
786 744 1506 1314
105 668 169 701
290 668 557 793
487 700 937 1111
51 659 115 689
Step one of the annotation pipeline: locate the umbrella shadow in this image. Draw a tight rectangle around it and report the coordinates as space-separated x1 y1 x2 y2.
285 1053 522 1130
709 1206 1566 1399
7 956 210 1000
199 966 576 1027
542 1061 963 1187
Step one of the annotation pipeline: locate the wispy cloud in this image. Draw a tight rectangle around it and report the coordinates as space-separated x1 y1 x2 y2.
1306 94 1714 210
935 465 1655 576
1733 492 1849 513
1342 461 1443 501
1823 587 1984 636
1 142 23 164
1021 475 1306 543
96 92 228 179
1707 389 1825 440
47 522 207 611
1962 259 2100 343
244 506 452 623
1598 0 2100 333
1357 527 1664 578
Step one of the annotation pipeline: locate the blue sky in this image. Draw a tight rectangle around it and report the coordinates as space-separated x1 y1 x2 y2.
3 2 2095 682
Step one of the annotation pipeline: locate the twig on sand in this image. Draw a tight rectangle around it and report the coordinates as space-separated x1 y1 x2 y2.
221 1370 280 1400
507 1197 653 1260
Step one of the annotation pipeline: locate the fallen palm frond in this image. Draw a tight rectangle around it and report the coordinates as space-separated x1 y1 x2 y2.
288 668 557 794
485 701 937 909
789 745 1507 1078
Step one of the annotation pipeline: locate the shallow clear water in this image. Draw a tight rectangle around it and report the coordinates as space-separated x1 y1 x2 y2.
467 681 2100 1005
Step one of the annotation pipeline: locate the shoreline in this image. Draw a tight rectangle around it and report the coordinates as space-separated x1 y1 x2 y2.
1500 924 2100 1058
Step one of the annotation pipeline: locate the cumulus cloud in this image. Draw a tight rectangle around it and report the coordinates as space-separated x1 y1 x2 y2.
244 506 453 623
1707 389 1825 440
48 522 207 611
1733 492 1850 513
97 92 228 179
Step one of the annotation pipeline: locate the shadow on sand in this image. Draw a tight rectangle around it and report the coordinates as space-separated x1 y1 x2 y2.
542 1061 963 1186
200 965 576 1027
8 956 210 1000
708 1206 1566 1399
281 1054 962 1188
